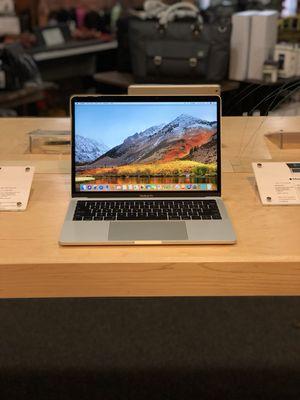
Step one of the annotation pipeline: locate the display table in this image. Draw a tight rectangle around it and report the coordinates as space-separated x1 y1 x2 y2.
30 40 118 81
93 71 240 93
0 83 55 114
0 116 299 298
31 40 117 62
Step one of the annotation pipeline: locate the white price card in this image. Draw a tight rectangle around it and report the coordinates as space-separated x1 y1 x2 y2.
252 162 300 205
0 166 34 211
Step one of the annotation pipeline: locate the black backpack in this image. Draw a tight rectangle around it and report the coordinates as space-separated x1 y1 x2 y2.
0 43 41 90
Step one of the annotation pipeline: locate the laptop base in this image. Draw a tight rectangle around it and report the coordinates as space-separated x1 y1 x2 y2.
59 198 236 245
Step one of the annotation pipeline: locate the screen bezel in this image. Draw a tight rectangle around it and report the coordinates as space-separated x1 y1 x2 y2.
71 95 221 198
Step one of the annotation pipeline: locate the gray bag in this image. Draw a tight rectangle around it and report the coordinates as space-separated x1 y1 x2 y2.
129 2 231 82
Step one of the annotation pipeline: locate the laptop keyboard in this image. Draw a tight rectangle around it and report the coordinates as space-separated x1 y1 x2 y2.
73 200 222 221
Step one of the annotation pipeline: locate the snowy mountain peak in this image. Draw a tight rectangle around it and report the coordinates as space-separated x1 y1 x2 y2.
125 123 165 144
170 114 213 128
80 113 218 168
171 114 200 125
141 123 165 137
75 135 108 164
159 114 215 138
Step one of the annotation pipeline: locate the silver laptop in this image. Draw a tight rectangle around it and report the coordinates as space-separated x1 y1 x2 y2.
59 95 236 245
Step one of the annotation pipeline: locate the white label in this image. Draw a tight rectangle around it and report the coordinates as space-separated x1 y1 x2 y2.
42 28 65 47
252 162 300 205
0 166 34 211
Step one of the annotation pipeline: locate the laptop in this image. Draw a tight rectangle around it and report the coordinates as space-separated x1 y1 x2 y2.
32 24 110 54
59 95 236 245
128 84 221 96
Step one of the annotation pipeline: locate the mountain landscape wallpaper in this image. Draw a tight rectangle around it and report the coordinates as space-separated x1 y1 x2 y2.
75 104 218 190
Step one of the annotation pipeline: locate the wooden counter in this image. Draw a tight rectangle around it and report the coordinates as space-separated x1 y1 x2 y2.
1 116 300 173
0 117 299 298
1 171 300 298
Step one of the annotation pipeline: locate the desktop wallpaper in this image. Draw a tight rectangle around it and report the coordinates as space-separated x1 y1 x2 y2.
74 102 218 192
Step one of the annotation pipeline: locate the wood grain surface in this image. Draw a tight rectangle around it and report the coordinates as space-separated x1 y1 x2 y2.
0 116 299 298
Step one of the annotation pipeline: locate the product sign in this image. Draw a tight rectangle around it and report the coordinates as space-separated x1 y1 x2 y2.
0 166 34 211
253 162 300 205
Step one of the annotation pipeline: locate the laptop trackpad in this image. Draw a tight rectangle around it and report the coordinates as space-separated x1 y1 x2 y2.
108 221 188 241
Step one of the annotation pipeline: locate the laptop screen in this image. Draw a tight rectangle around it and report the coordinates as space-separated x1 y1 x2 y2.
73 97 220 196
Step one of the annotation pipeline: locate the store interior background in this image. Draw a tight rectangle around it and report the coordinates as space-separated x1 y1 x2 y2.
0 0 299 118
